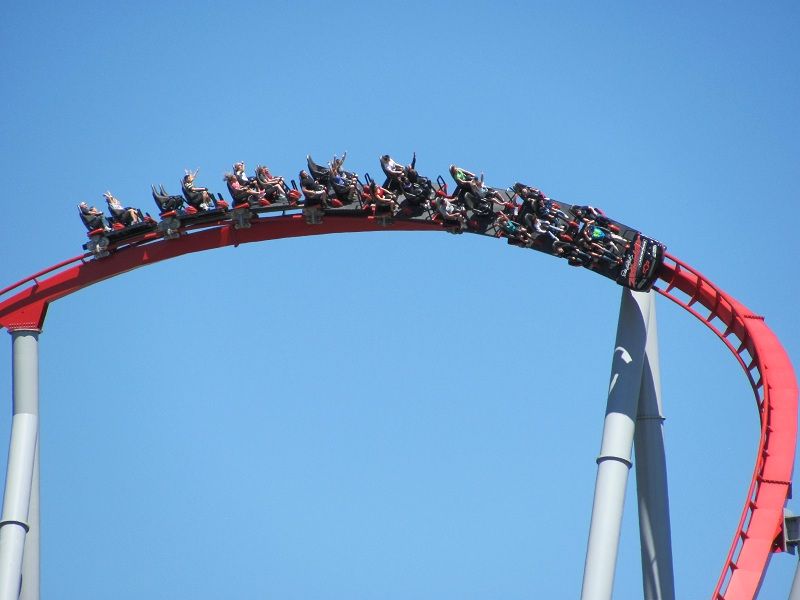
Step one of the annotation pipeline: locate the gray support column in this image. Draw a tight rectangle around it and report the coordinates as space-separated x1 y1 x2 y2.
581 290 651 600
634 298 675 600
0 331 39 600
790 558 800 600
19 439 38 600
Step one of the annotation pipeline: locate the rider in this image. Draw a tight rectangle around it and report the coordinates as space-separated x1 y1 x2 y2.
366 181 398 213
513 183 537 227
582 222 629 254
495 213 534 246
78 202 110 231
468 176 509 217
435 194 467 229
513 183 569 227
531 213 566 242
254 165 290 203
103 192 142 226
571 204 602 225
403 152 427 186
449 165 507 217
299 169 336 208
328 155 359 205
382 153 430 189
577 226 624 267
181 170 215 211
225 173 266 207
380 155 405 180
450 165 477 186
233 162 250 187
467 178 501 214
555 243 594 268
533 191 568 223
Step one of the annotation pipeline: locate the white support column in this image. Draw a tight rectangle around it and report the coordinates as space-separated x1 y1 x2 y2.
0 331 39 600
789 558 800 600
634 298 675 600
19 438 38 600
581 290 652 600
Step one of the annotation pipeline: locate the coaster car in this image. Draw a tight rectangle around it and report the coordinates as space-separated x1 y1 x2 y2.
80 205 157 258
379 155 436 215
152 185 184 213
616 233 665 291
449 165 507 219
362 176 398 227
307 154 363 207
379 154 405 184
507 184 665 290
229 178 303 229
152 183 228 239
254 166 300 207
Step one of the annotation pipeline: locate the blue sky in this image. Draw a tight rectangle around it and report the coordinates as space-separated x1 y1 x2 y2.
1 1 798 598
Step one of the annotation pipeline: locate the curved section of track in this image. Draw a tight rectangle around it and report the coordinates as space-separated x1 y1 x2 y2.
655 255 797 599
0 215 796 600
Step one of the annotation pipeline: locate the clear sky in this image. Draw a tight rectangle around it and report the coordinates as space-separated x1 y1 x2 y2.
1 1 798 598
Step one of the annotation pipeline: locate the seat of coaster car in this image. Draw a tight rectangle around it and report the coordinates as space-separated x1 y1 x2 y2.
86 227 106 238
306 155 331 182
235 196 302 213
79 208 109 234
105 217 158 239
157 204 228 237
429 207 465 233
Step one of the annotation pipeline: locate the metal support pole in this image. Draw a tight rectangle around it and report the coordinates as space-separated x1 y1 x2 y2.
789 556 800 600
581 290 651 600
0 331 39 600
634 298 675 600
19 438 38 600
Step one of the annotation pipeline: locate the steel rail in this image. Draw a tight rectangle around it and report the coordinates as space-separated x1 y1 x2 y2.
654 254 797 599
0 215 439 331
0 217 795 600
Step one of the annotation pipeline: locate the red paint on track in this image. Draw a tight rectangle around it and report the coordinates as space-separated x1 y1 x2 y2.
655 255 797 600
0 216 795 600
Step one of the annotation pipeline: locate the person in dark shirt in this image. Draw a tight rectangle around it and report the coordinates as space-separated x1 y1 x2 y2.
78 202 110 231
181 170 214 210
299 170 329 207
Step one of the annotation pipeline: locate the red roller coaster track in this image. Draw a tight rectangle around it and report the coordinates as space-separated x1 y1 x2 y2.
0 214 796 599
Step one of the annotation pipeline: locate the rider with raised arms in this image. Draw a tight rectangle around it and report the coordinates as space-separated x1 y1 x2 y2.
104 192 142 226
181 169 215 211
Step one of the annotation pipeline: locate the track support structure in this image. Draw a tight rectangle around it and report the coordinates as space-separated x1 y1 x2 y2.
19 438 38 600
0 331 40 600
633 297 675 599
790 561 800 600
581 290 653 600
